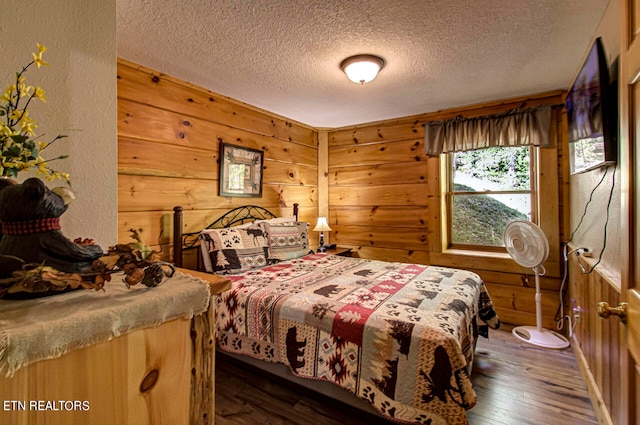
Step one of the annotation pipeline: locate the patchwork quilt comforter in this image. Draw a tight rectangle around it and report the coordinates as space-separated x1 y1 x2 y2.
215 253 500 425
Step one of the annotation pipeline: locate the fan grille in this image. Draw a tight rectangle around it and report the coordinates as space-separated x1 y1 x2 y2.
504 220 549 268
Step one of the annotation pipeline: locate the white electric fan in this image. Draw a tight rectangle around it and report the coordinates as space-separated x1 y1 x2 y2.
504 221 570 349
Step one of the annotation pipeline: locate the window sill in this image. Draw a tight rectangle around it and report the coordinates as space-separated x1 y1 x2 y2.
442 249 511 260
429 248 526 274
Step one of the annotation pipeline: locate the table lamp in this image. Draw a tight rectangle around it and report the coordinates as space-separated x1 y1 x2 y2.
312 217 332 252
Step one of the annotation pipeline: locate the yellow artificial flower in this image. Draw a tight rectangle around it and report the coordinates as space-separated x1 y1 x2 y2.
1 43 69 183
8 109 24 121
18 83 33 98
22 124 36 137
32 44 49 68
33 86 47 102
50 171 69 183
4 84 16 100
0 88 11 103
18 113 35 129
0 125 12 138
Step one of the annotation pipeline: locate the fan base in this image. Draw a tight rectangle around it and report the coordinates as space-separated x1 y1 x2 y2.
512 326 570 350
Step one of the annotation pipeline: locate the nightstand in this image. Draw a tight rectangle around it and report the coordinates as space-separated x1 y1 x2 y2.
322 247 353 257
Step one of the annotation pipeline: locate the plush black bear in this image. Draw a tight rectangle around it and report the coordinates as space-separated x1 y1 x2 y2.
0 177 103 272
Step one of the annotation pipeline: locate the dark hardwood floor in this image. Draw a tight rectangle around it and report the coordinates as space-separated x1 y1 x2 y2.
215 327 597 425
467 327 596 425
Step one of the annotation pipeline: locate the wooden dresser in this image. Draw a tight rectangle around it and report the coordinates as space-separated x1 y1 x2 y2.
0 268 231 425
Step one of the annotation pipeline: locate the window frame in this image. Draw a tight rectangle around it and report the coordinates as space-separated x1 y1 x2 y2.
441 145 539 253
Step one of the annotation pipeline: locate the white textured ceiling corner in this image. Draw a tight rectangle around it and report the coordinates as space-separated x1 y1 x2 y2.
116 0 610 128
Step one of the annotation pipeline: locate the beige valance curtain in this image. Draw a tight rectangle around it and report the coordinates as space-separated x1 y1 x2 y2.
423 105 552 155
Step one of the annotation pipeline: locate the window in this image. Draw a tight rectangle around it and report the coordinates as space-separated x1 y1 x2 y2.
445 146 535 250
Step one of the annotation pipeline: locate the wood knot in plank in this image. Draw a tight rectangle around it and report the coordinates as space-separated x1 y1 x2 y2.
139 369 159 393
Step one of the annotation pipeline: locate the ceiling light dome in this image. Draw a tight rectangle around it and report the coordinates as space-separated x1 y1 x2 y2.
340 54 385 85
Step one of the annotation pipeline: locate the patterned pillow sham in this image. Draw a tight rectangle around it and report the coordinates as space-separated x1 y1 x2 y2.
261 221 310 261
199 226 268 273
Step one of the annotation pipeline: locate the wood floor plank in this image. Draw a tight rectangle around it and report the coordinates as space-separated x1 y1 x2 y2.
215 327 598 425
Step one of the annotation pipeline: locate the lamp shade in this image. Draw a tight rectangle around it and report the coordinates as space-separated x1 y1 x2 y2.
340 54 385 85
313 217 332 232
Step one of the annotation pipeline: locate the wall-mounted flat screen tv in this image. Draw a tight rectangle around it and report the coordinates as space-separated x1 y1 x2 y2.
566 37 617 174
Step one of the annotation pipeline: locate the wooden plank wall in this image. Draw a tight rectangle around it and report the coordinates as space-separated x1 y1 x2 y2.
569 252 621 425
327 92 569 330
117 59 319 266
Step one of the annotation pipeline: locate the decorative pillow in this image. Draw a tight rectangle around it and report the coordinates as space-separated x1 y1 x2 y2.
262 221 310 261
199 226 269 273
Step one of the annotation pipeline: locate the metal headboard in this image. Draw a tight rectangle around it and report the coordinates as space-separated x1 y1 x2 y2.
172 204 299 269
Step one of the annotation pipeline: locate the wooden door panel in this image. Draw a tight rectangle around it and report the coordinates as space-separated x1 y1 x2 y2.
630 290 640 367
623 1 640 424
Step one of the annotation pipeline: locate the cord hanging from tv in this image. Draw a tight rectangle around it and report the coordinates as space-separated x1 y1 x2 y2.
566 37 618 174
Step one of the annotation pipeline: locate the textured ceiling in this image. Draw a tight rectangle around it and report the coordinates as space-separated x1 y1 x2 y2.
116 0 610 128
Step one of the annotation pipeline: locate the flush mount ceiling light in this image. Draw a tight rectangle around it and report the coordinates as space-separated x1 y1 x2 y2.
340 54 385 85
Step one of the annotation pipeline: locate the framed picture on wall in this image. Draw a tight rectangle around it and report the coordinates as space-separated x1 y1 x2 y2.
219 142 264 197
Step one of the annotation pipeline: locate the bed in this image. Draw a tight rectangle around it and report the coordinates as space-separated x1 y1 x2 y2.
172 205 500 425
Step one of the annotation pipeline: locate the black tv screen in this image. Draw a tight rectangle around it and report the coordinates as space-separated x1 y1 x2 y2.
566 37 617 174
